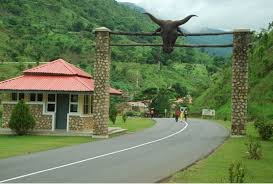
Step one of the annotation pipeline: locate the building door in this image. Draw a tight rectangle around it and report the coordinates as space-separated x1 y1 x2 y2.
56 94 69 129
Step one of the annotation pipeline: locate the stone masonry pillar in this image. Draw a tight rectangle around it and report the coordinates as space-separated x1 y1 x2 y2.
231 29 251 135
93 27 111 138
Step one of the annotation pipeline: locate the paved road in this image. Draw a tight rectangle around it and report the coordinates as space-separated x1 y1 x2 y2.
0 118 229 183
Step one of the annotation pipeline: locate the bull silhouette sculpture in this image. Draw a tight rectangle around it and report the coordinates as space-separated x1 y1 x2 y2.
144 13 197 53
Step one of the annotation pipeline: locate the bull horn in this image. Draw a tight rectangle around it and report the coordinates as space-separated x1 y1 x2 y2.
174 15 198 26
144 12 164 26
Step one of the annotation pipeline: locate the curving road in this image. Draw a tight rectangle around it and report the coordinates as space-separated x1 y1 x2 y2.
0 118 229 183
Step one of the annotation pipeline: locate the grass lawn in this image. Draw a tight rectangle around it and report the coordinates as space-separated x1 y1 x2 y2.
169 120 273 183
109 116 155 133
0 117 154 159
0 135 92 159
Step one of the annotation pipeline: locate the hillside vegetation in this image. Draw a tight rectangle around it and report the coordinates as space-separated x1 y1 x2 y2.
191 24 273 120
0 0 225 97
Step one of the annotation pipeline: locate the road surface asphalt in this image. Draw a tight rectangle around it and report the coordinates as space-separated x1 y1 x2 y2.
0 118 229 183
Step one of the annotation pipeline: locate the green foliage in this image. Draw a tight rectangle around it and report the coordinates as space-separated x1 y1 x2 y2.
228 161 246 183
245 137 262 160
0 0 157 64
191 22 273 120
254 117 273 140
109 106 118 125
149 88 175 117
122 112 127 123
0 0 219 102
9 100 36 135
171 83 188 98
111 62 211 99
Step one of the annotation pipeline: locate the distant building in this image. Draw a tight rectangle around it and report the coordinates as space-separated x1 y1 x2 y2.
0 59 121 132
127 101 148 112
174 95 193 104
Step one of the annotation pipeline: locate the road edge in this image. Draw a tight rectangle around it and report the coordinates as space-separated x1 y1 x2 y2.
156 119 230 183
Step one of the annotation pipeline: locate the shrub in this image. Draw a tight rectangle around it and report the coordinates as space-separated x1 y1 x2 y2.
122 112 127 123
245 137 262 160
109 107 118 125
229 161 246 183
9 100 36 135
254 117 273 140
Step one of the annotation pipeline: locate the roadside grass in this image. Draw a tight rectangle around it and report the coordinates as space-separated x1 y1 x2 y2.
0 135 92 159
109 116 155 133
0 117 154 159
0 111 2 127
169 120 273 183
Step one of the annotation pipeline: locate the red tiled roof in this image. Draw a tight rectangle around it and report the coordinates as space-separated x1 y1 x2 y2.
24 59 91 78
0 59 121 95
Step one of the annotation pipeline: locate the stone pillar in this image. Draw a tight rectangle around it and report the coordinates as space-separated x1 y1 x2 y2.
93 27 111 138
231 29 251 135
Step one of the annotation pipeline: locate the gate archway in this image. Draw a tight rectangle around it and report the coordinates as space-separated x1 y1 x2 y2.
92 27 251 138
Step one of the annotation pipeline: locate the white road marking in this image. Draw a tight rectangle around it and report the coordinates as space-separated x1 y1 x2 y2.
0 121 188 183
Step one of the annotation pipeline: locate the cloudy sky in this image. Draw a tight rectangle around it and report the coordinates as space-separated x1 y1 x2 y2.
117 0 273 31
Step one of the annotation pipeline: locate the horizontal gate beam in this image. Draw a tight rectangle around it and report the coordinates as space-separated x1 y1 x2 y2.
110 43 233 48
110 31 235 36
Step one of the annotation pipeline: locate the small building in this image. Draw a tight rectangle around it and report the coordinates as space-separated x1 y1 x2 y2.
0 59 121 132
127 101 148 112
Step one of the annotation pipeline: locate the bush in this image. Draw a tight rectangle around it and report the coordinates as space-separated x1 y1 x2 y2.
245 137 262 160
122 112 127 123
229 161 246 183
254 117 273 140
9 100 36 135
109 107 118 125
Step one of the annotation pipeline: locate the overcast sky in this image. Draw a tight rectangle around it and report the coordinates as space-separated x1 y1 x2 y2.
116 0 273 31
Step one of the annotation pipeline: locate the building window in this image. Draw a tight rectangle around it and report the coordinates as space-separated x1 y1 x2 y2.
11 93 17 101
30 93 43 102
48 94 55 102
47 104 55 112
37 93 43 101
30 93 36 101
83 95 90 114
71 94 78 103
70 94 78 113
47 94 56 112
11 93 24 101
91 94 94 113
19 93 24 100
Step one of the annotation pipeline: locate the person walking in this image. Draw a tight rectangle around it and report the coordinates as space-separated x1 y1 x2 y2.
184 109 188 122
175 109 181 122
180 109 184 122
150 109 154 118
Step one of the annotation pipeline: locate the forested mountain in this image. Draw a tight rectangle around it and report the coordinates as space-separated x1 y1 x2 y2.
0 0 155 64
119 2 145 13
185 28 233 57
0 0 223 97
191 23 273 120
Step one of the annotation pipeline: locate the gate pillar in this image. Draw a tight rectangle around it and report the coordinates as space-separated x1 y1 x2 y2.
93 27 111 138
231 29 251 135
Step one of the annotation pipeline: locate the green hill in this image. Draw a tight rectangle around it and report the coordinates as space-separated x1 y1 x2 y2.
0 0 218 93
0 0 157 64
111 62 211 97
191 24 273 120
0 0 217 67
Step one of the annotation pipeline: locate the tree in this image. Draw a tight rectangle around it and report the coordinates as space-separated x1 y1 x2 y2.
122 112 127 123
9 100 36 135
109 107 118 125
172 83 188 98
150 88 175 117
71 21 85 32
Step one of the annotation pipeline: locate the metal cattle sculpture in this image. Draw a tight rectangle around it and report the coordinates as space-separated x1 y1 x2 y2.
144 13 197 53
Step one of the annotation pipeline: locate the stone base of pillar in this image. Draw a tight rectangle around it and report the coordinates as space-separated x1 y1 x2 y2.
92 135 109 139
